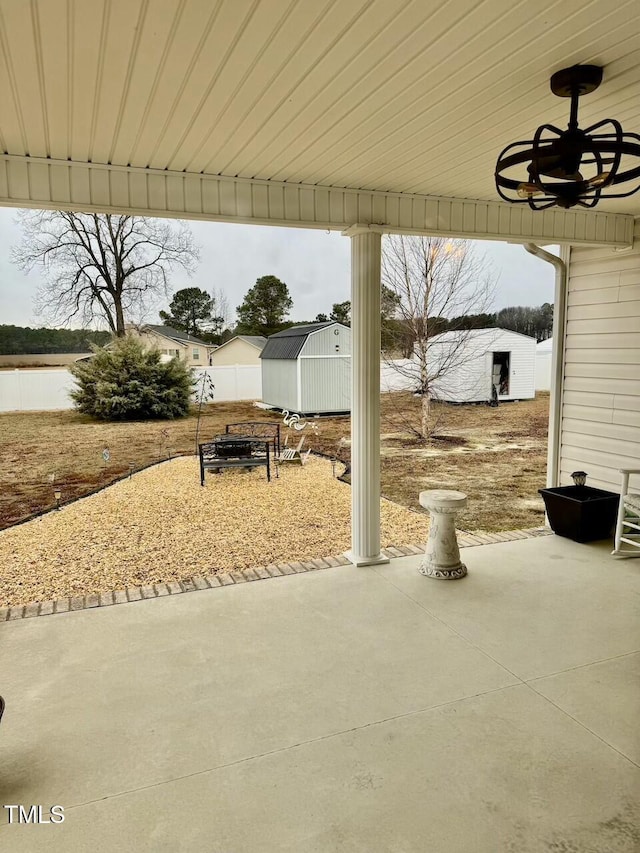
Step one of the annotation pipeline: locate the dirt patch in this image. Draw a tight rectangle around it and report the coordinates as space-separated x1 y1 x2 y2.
384 433 469 449
0 402 283 529
381 446 547 532
0 393 550 535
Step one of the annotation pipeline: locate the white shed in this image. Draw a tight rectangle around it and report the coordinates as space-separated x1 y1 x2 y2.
428 328 536 403
535 337 553 391
260 322 351 414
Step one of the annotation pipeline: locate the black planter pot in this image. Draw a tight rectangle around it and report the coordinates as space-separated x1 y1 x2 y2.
539 485 620 543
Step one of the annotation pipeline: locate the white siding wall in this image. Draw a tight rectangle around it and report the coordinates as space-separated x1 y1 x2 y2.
428 342 488 403
504 332 537 400
559 241 640 492
209 339 263 366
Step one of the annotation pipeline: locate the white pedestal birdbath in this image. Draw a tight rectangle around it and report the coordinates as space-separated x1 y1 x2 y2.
419 490 468 579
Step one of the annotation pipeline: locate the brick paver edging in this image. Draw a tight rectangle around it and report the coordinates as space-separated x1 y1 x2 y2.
0 528 552 621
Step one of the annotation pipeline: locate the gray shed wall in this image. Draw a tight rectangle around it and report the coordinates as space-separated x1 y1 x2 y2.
261 359 299 410
300 357 351 412
301 324 351 357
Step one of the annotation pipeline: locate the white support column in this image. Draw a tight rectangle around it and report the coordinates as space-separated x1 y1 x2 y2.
344 225 389 566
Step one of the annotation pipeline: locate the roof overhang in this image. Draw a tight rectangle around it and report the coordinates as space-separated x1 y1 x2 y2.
1 0 638 248
139 327 187 347
0 155 634 247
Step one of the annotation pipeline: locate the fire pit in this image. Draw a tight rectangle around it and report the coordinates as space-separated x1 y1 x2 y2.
214 438 252 458
199 436 272 484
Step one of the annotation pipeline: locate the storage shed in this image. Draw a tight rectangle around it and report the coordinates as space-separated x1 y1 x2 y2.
428 328 536 403
535 337 553 391
260 322 351 414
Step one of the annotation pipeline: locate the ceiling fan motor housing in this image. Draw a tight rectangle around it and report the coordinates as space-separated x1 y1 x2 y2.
549 65 603 98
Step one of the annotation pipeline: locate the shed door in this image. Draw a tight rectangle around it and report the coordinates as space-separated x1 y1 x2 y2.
492 351 510 396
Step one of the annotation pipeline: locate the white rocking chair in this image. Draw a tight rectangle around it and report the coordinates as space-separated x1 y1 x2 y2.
279 435 311 465
612 468 640 557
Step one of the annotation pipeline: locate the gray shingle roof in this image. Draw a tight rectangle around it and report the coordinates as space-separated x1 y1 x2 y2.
144 325 209 346
260 322 334 360
236 335 267 350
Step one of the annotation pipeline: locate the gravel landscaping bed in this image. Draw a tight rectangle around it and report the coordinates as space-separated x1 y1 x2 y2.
0 455 430 607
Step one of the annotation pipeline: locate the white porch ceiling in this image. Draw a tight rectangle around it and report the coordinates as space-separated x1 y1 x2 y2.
0 0 639 223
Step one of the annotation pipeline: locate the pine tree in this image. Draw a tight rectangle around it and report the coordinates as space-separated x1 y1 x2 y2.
236 276 293 336
69 337 193 421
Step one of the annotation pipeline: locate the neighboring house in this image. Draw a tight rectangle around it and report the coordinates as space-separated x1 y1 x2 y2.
428 328 536 403
209 335 266 366
125 324 212 367
261 322 351 414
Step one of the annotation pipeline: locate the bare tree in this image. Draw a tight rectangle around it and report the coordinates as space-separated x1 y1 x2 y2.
12 211 199 336
496 303 553 341
211 287 232 336
381 235 495 441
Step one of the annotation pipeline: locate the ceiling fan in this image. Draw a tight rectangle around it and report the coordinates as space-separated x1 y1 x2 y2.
495 65 640 209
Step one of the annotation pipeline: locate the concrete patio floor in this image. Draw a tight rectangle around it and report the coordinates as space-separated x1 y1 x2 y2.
1 536 639 852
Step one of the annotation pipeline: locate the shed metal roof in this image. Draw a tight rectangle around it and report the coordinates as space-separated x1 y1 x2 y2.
260 322 335 360
430 327 537 344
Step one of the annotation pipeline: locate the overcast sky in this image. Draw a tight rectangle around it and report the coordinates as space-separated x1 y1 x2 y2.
0 207 555 328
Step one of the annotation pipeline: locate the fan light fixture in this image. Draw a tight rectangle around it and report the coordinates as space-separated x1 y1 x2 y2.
495 65 640 209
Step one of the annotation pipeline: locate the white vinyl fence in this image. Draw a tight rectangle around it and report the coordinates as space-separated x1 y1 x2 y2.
0 365 263 413
192 366 262 403
380 359 419 392
0 369 77 412
0 361 417 413
535 339 553 391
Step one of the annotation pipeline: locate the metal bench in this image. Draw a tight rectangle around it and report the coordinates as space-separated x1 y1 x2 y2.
225 421 281 458
199 436 271 485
